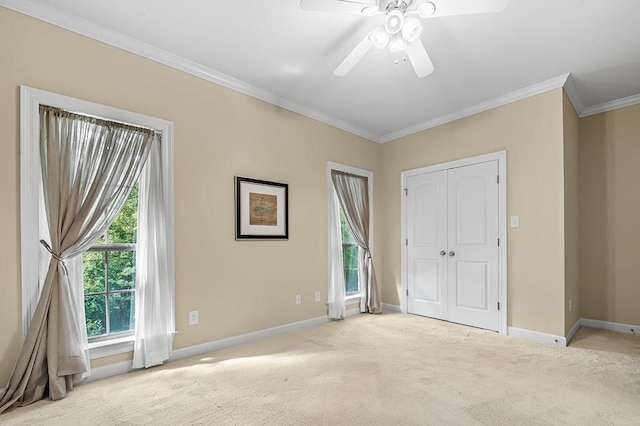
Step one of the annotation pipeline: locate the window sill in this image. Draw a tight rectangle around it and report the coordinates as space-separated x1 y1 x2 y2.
88 335 134 360
345 294 361 304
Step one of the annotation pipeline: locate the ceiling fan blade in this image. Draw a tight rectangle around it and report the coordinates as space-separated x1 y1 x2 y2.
300 0 377 15
405 39 434 78
334 35 373 76
412 0 510 18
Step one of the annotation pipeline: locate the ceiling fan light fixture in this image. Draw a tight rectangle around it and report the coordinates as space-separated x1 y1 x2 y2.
388 33 408 53
384 9 405 34
369 27 390 49
417 1 436 18
402 18 422 42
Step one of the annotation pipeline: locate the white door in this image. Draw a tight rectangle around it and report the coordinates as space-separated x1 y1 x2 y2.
447 161 499 331
406 160 499 332
406 170 448 320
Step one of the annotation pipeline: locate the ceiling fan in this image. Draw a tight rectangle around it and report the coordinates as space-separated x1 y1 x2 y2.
300 0 510 78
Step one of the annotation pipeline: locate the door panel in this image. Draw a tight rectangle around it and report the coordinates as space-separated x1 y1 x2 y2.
455 176 487 245
447 161 499 331
455 261 488 310
406 171 447 319
414 183 440 245
413 259 440 302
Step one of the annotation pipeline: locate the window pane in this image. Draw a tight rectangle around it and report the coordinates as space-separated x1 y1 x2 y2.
109 292 135 334
340 209 359 294
343 245 359 293
339 210 356 244
83 181 139 339
83 251 105 293
343 245 359 270
108 183 138 244
345 269 359 294
85 294 106 337
107 251 136 291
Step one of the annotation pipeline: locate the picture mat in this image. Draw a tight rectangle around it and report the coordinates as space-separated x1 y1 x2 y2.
239 181 287 236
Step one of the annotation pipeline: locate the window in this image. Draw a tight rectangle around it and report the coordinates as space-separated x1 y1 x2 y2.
83 183 138 339
326 161 373 315
340 210 359 295
20 86 175 358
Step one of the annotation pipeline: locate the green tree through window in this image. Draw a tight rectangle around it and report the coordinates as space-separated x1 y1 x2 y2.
83 183 138 338
340 210 359 294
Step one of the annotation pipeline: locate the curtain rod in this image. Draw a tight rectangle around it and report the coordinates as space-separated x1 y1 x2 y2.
40 104 162 138
331 170 366 179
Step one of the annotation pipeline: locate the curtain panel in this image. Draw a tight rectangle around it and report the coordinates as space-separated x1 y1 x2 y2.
327 185 346 319
330 170 381 314
132 138 174 368
0 106 153 413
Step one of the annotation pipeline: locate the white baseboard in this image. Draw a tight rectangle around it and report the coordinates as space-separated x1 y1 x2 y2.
579 318 639 335
566 319 582 345
508 327 567 347
381 303 402 313
501 318 639 349
87 313 331 384
84 360 133 384
170 314 329 363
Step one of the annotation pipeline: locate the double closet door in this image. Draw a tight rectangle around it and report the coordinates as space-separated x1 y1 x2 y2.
406 160 499 331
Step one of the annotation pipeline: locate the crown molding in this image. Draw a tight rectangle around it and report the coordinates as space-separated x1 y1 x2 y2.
581 93 640 118
561 73 585 116
379 74 571 143
564 73 640 118
0 0 379 143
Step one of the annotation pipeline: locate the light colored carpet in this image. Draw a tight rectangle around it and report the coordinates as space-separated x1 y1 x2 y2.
2 313 639 425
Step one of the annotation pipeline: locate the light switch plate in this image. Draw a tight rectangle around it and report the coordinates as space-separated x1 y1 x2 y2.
510 216 520 228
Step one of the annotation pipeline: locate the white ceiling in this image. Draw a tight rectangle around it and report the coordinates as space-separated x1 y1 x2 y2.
4 0 640 142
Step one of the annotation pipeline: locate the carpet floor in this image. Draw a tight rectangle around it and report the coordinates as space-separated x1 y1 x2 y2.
2 312 639 425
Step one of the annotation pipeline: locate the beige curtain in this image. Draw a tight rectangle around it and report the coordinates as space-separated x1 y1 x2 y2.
331 170 381 314
0 106 153 413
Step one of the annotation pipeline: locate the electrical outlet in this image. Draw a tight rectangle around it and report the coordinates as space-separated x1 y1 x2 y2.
188 310 199 325
295 295 301 305
314 291 321 302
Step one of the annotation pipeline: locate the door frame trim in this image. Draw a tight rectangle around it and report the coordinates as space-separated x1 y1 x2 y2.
400 151 507 335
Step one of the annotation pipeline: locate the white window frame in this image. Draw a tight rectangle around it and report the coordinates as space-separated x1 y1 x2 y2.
20 85 175 359
326 162 374 304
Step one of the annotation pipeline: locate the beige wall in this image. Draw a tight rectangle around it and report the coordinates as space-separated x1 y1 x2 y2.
0 7 381 385
563 91 580 334
579 103 640 326
380 90 567 336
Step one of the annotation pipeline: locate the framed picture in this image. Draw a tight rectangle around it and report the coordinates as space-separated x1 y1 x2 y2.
235 176 288 240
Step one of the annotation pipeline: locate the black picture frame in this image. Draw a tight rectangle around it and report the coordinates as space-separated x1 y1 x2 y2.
235 176 289 240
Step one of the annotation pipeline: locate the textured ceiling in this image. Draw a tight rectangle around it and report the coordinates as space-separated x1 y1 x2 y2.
3 0 640 142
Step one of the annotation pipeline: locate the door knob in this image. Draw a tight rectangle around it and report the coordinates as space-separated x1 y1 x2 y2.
440 251 446 256
449 251 456 257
